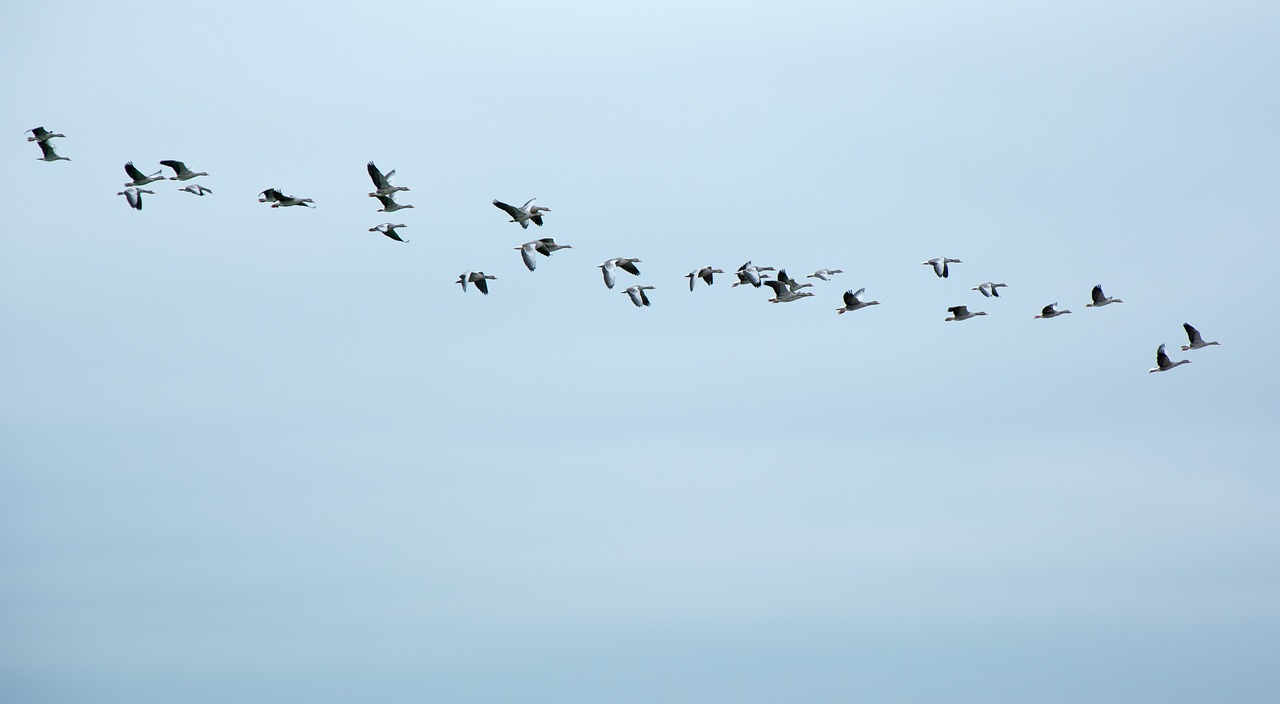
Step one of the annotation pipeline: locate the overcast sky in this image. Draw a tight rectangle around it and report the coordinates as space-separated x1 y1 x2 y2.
3 1 1280 702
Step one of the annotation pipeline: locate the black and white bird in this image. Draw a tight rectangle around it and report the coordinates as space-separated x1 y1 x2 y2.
807 269 843 281
1034 302 1072 319
923 257 962 278
492 198 550 228
1086 285 1123 307
116 187 155 211
123 162 164 187
731 261 774 288
517 238 572 271
35 140 69 162
623 285 656 307
945 305 986 321
686 266 725 290
369 223 409 242
367 161 409 197
1149 343 1190 373
26 126 65 143
456 271 496 295
159 160 208 181
837 288 880 314
972 282 1008 297
600 257 641 289
764 279 815 303
180 184 213 196
259 188 315 208
1181 323 1220 351
373 193 414 213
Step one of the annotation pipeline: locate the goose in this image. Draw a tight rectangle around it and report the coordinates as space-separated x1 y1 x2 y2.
159 160 208 181
807 269 844 281
259 188 315 208
1181 323 1220 351
493 198 550 228
35 141 69 162
369 223 408 242
367 161 409 196
599 257 641 289
1034 302 1072 319
775 269 814 292
763 280 815 303
456 271 496 295
623 285 656 307
686 266 725 290
1149 343 1190 373
1086 285 1123 307
517 238 572 271
180 184 213 196
923 257 962 278
945 305 986 321
837 288 880 314
123 162 164 187
26 126 65 142
116 187 155 211
972 282 1007 297
731 261 774 288
373 193 414 213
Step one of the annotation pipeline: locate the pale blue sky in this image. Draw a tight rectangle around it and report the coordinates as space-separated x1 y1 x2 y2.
3 1 1280 702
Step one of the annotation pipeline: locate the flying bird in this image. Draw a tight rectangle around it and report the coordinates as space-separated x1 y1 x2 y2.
623 285 656 307
945 305 986 321
180 184 213 196
807 269 844 281
123 162 164 187
1034 302 1072 319
35 140 69 162
517 238 572 271
763 279 815 303
837 288 880 314
1181 323 1220 351
972 282 1007 297
599 257 641 289
116 187 155 211
456 271 497 295
159 160 208 181
774 269 813 293
1086 285 1123 307
373 193 414 213
1149 343 1190 373
259 188 315 207
26 126 65 143
369 223 408 242
686 266 725 290
731 261 774 288
493 198 550 228
367 161 409 197
923 257 962 278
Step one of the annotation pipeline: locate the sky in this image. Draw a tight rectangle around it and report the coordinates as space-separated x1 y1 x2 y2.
3 1 1280 701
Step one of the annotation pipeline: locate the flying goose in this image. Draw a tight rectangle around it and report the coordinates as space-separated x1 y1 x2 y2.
763 280 815 303
180 184 213 196
116 187 155 211
35 140 69 162
456 271 496 295
259 188 315 207
923 257 962 278
972 282 1007 297
369 223 408 242
159 160 208 181
123 162 164 187
26 126 65 142
367 161 409 197
731 261 774 288
1086 285 1123 307
600 257 641 289
1034 302 1072 319
807 269 844 281
686 266 725 290
373 193 414 213
517 238 572 271
837 288 880 314
493 198 550 228
1181 323 1220 351
945 305 986 321
1149 343 1190 373
623 285 656 307
775 269 813 293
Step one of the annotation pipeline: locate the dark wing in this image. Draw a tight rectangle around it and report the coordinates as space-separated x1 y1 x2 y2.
843 290 856 306
948 305 968 315
991 286 1000 297
159 159 186 174
260 188 284 201
475 277 489 295
124 161 146 179
375 194 395 208
764 280 787 295
1183 323 1201 344
367 161 389 189
38 141 58 159
640 289 651 306
530 214 544 226
1091 285 1104 304
492 200 522 219
700 269 714 286
30 126 49 138
941 261 950 278
1156 344 1171 367
617 260 641 276
1041 304 1055 316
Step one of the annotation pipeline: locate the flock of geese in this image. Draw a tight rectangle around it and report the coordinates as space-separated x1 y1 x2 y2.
26 125 1221 374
